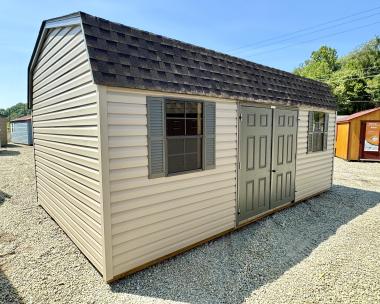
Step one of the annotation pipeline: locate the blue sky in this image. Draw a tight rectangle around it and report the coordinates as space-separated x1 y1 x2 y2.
0 0 379 108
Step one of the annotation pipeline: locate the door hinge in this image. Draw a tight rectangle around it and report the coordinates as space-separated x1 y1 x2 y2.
239 113 243 121
238 208 241 215
238 162 241 170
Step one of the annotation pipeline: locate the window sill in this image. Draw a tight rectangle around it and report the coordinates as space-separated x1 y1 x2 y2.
166 168 204 177
307 150 331 154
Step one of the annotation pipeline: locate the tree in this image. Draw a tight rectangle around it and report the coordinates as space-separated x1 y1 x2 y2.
294 46 339 80
0 103 31 121
331 37 380 113
293 37 380 114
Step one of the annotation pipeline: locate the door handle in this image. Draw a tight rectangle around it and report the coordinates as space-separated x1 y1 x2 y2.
271 169 276 173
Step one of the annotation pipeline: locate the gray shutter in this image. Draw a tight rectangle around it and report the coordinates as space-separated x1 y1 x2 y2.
323 113 329 151
147 97 166 178
307 111 314 153
203 101 216 169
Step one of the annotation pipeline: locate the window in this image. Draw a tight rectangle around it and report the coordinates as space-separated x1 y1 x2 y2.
147 97 215 178
166 100 203 174
307 111 329 152
312 112 325 152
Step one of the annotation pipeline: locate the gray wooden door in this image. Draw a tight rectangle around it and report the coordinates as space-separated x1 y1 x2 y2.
238 106 297 223
238 106 272 221
270 109 297 208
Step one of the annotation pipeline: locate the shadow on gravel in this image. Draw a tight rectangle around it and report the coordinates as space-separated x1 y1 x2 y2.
0 191 11 204
0 149 20 156
111 185 380 304
0 271 22 304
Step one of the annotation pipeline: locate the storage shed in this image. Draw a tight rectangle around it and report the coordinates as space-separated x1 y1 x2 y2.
28 12 336 282
335 107 380 161
0 114 7 147
10 115 33 145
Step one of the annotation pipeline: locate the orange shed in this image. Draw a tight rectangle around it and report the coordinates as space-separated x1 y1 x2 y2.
335 107 380 161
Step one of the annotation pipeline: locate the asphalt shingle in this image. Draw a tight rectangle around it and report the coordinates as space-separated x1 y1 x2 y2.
83 13 336 108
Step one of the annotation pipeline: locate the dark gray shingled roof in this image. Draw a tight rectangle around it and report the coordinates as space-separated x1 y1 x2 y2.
28 12 336 109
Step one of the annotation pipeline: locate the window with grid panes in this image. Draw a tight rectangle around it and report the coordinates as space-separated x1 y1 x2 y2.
166 100 203 174
307 111 329 152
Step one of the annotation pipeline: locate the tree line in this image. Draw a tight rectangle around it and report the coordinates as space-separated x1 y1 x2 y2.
294 37 380 114
0 103 31 121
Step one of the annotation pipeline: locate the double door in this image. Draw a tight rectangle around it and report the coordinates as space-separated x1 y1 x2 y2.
238 106 297 222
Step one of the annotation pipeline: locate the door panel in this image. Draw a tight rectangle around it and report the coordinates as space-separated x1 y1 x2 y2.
238 106 272 221
271 109 297 208
238 106 297 223
360 121 380 160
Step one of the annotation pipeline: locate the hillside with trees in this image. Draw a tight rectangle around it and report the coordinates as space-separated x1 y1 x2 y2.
294 37 380 114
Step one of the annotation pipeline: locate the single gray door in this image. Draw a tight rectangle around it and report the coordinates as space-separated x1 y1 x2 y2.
238 106 272 221
270 109 297 208
238 106 297 223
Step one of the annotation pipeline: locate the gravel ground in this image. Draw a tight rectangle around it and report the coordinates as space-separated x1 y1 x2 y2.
1 145 379 304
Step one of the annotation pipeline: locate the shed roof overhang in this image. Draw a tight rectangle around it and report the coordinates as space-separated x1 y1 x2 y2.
10 115 32 122
336 107 380 123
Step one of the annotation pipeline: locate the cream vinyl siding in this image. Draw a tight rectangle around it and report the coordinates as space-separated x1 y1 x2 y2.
295 106 336 202
31 25 103 272
104 89 237 276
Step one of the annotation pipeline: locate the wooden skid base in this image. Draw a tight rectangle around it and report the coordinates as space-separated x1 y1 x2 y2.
108 228 235 283
236 201 294 229
108 188 330 283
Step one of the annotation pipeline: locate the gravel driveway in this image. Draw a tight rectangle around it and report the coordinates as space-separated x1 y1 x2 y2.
1 145 379 304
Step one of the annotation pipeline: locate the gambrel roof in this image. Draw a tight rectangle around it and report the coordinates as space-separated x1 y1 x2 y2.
28 12 336 109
